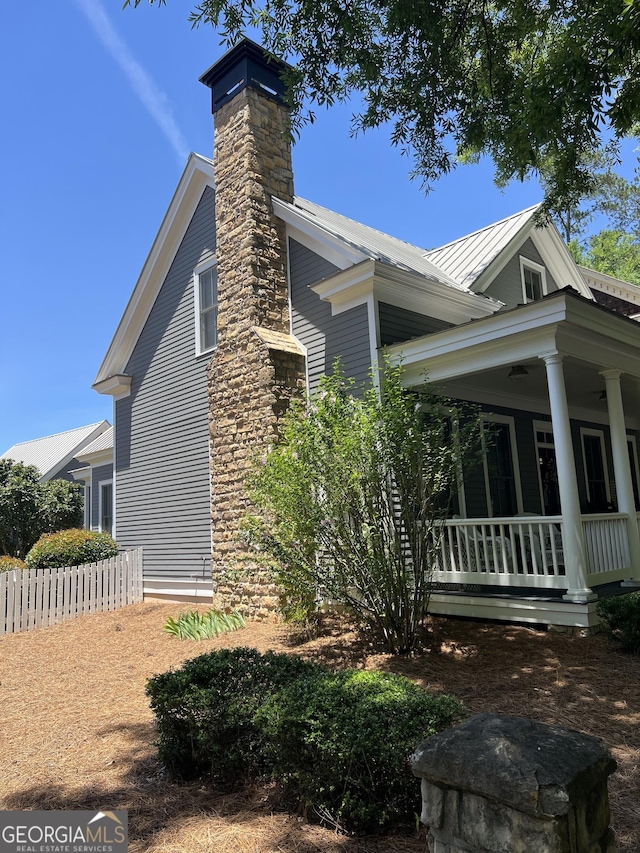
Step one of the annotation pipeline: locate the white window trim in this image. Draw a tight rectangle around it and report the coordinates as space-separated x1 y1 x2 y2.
519 256 548 303
481 414 524 517
98 479 114 535
194 258 218 357
84 483 92 530
579 428 611 505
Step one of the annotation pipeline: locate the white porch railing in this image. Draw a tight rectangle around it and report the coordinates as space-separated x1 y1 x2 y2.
0 549 143 635
583 513 630 583
432 515 630 590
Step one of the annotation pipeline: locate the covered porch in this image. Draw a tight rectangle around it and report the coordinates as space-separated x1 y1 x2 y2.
387 290 640 629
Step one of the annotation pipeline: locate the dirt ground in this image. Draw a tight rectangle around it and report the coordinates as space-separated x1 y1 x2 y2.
1 601 638 852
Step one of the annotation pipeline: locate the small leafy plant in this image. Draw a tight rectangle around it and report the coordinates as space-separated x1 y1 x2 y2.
163 608 246 640
597 592 640 653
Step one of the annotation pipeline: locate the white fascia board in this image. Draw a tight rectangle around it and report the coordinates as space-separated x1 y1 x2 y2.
75 448 113 468
273 198 368 269
311 260 501 323
531 227 594 299
93 374 132 399
94 153 215 386
70 466 91 483
385 296 570 384
565 292 640 351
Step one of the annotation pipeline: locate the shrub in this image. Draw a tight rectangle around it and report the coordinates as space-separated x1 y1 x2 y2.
0 555 27 572
147 649 465 834
597 592 640 653
146 647 324 781
0 460 84 558
245 360 484 653
256 669 464 833
163 608 246 640
25 528 118 569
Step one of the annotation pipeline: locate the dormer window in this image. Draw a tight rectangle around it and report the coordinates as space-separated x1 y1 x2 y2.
519 257 547 303
195 261 218 354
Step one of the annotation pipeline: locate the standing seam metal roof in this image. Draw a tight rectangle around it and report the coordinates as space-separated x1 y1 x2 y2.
424 205 540 288
289 197 468 291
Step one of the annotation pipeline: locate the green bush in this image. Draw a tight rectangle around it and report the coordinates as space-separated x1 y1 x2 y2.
147 649 465 834
146 647 324 781
0 555 27 572
597 592 640 653
25 528 118 569
256 669 464 833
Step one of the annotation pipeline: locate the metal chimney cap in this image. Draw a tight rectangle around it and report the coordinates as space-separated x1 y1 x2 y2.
199 38 292 114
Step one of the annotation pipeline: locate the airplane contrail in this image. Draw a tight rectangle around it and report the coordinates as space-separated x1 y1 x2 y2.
72 0 191 164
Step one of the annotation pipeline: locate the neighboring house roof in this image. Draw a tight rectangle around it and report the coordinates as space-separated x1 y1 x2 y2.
425 205 540 288
1 421 111 481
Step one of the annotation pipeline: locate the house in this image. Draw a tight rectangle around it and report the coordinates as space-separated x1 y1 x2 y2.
1 421 111 483
1 421 113 542
93 39 640 627
69 426 114 535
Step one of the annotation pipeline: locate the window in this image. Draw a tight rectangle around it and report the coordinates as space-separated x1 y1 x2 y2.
519 257 547 303
195 262 218 354
482 416 523 517
580 429 611 512
99 480 113 536
533 421 561 515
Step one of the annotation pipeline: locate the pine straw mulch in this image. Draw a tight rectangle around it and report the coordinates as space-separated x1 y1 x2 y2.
1 602 639 853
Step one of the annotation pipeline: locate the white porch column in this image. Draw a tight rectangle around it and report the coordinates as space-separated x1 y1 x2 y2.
542 354 595 602
601 369 640 583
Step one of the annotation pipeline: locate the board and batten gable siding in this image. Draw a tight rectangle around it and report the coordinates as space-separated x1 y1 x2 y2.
378 302 453 347
484 238 559 309
289 238 373 393
115 187 215 580
91 463 113 530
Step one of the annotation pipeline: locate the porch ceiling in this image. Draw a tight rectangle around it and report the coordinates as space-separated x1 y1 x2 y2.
386 290 640 426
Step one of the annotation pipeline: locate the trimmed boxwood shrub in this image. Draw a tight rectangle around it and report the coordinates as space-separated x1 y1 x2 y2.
597 592 640 653
25 528 118 569
0 555 27 572
256 669 464 833
146 647 325 781
147 648 465 834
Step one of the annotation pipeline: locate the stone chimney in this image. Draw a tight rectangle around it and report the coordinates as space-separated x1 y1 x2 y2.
200 40 306 617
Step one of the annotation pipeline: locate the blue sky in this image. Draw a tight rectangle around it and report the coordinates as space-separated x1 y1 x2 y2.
0 1 637 454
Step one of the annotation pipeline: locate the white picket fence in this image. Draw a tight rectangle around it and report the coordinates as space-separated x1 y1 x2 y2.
0 549 143 635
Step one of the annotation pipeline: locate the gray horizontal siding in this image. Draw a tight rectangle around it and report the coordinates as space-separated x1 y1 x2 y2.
92 463 113 529
289 238 372 393
115 186 215 580
485 238 559 309
378 302 452 347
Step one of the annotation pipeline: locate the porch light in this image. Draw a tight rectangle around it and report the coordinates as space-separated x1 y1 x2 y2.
508 365 529 383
